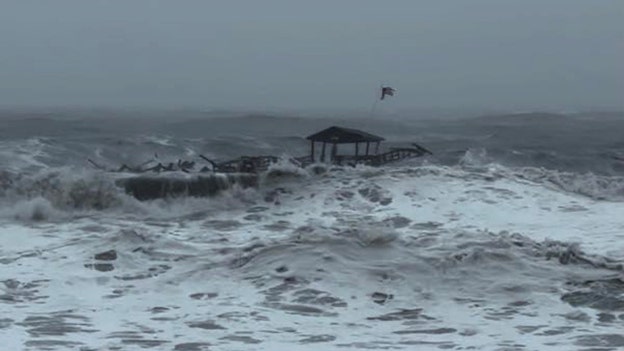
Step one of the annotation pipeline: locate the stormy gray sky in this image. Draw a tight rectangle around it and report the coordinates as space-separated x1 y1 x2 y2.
0 0 622 112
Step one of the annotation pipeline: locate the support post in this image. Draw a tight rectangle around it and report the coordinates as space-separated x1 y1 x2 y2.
310 141 315 161
365 142 370 155
321 142 326 162
355 142 359 156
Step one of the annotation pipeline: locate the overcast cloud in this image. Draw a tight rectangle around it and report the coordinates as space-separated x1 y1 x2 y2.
0 0 622 112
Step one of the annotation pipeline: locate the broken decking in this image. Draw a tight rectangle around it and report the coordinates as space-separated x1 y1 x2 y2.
89 126 431 199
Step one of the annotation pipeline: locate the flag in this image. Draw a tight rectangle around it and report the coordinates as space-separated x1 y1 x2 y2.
381 86 396 100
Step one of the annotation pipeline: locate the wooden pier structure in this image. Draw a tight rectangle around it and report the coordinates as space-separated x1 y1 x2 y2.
91 126 432 175
306 126 431 167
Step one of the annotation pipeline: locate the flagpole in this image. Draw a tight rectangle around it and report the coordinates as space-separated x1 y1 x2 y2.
369 83 382 117
370 98 379 117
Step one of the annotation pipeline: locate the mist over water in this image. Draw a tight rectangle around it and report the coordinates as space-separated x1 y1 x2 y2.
1 110 624 350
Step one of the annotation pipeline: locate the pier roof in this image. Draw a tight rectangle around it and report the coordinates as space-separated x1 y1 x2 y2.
306 126 385 144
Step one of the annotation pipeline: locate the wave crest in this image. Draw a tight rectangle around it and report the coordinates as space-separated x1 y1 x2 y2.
0 168 125 212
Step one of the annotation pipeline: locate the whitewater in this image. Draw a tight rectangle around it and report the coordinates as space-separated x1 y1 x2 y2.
1 110 623 350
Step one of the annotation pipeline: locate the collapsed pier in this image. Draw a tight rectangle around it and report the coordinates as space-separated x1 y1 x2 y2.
89 126 432 200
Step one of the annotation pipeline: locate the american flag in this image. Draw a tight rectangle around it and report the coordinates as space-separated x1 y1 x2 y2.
381 86 396 100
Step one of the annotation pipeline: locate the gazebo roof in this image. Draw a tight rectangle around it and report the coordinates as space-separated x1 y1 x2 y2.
306 126 385 144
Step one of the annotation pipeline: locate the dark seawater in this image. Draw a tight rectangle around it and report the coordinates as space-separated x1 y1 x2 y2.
2 110 624 173
1 110 623 350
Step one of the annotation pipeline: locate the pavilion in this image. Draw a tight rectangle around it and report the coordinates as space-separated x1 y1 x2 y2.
305 126 385 163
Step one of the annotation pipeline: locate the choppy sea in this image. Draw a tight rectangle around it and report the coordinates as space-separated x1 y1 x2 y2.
1 110 624 350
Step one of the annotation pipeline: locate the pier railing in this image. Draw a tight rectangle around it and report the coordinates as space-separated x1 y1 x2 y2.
89 144 431 174
333 144 432 166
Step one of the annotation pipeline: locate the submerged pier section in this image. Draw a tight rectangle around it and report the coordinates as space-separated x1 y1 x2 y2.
116 173 258 201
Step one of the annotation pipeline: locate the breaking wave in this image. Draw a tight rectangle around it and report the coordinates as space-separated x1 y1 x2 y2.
0 168 124 211
1 160 623 223
514 168 624 201
456 148 624 201
0 168 261 221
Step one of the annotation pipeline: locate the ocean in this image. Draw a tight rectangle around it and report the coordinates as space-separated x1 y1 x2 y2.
1 110 623 350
